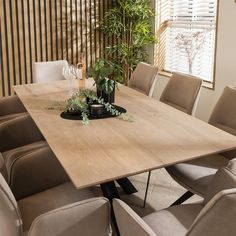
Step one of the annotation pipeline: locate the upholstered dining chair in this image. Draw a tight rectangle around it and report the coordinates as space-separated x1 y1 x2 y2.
113 158 236 236
0 151 111 236
0 113 45 153
143 72 202 207
129 62 158 97
166 86 236 206
0 95 27 123
160 72 202 115
33 60 68 83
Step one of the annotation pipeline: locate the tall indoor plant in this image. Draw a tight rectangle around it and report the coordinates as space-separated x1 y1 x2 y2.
99 0 157 85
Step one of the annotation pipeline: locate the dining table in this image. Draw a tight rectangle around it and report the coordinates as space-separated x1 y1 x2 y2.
14 79 236 200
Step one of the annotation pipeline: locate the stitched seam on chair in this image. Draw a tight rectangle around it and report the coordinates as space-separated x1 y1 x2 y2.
225 167 236 177
187 191 236 235
9 145 48 187
28 197 111 234
0 184 23 234
115 200 156 235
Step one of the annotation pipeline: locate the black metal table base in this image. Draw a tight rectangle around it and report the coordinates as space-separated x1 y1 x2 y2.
101 181 120 236
100 178 137 236
101 181 120 200
116 177 138 194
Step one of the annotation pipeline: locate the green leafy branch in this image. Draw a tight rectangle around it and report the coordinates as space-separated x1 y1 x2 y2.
65 89 134 125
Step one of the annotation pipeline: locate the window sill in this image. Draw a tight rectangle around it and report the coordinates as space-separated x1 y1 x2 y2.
158 71 215 90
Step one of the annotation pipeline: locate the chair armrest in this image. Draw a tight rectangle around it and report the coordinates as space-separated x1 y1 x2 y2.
28 197 112 236
113 199 157 236
187 189 236 236
0 95 26 116
0 114 44 152
8 145 69 200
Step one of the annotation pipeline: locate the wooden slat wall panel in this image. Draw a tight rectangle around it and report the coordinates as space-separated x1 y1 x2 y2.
0 0 110 97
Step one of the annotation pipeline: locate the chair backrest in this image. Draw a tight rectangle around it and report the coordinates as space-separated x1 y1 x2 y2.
129 62 158 97
113 198 157 236
33 60 68 83
0 172 22 236
204 158 236 204
209 87 236 135
0 153 7 181
209 87 236 159
160 72 202 115
187 159 236 236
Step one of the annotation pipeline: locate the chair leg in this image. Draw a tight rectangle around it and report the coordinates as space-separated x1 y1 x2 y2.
170 191 194 206
143 171 152 208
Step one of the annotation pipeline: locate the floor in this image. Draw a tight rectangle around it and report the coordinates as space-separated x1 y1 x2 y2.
121 168 202 217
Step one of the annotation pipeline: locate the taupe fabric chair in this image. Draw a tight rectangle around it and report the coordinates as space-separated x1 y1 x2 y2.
0 152 111 236
2 145 69 200
129 62 158 97
0 113 45 153
160 72 202 115
33 60 68 83
143 72 202 207
166 86 236 205
113 158 236 236
0 95 27 123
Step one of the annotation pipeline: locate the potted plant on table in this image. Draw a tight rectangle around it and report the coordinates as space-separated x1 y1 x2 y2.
87 59 123 104
59 59 131 125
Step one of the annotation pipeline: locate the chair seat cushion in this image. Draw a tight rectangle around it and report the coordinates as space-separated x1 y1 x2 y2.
0 112 27 124
166 154 229 196
18 182 97 234
143 203 203 236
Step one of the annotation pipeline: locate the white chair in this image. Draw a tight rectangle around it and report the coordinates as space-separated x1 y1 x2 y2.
129 62 158 97
33 60 68 83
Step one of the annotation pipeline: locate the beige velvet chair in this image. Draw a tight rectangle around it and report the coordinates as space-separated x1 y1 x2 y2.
0 95 27 123
113 158 236 236
0 113 45 153
33 60 68 83
2 144 70 200
166 86 236 205
143 72 202 207
160 72 202 115
129 62 158 97
0 152 111 236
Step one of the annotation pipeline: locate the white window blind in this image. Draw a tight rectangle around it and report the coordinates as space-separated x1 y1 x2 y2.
156 0 218 83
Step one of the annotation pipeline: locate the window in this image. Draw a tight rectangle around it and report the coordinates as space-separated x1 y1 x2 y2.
155 0 218 84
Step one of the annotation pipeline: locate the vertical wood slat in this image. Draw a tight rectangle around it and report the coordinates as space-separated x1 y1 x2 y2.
0 0 108 97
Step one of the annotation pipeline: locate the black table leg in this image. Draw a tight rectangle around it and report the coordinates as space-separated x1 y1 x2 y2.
101 181 120 200
100 181 120 236
116 177 138 194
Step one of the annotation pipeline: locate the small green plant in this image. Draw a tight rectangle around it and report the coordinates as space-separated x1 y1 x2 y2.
65 89 133 125
87 59 123 95
99 0 157 85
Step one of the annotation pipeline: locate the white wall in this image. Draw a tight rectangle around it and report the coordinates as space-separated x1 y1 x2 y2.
153 0 236 121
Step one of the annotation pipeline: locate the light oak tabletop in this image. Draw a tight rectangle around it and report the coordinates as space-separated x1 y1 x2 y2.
14 80 236 189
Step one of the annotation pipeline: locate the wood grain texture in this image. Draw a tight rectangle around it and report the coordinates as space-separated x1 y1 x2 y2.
0 0 105 97
14 80 236 189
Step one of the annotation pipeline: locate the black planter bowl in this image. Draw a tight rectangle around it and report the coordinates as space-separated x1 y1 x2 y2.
60 104 126 121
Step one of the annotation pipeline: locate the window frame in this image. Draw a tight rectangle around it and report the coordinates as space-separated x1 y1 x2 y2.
154 0 220 90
